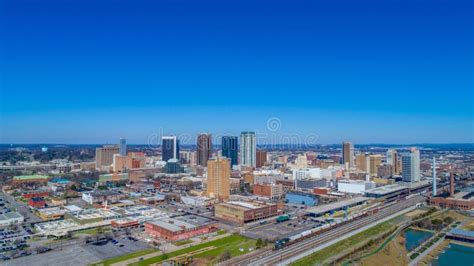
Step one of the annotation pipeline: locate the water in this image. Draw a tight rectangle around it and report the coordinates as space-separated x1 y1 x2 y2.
404 228 434 251
432 243 474 266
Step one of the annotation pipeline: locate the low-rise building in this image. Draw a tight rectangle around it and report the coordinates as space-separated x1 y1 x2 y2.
28 197 46 208
0 212 24 228
214 201 278 224
81 190 126 205
145 215 217 241
253 183 284 200
337 180 376 194
285 191 319 206
37 207 66 220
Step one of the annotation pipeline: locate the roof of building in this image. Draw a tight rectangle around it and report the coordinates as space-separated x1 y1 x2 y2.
223 201 271 210
30 197 45 202
448 228 474 238
0 212 23 221
364 184 407 196
14 175 49 180
305 197 369 216
148 215 214 232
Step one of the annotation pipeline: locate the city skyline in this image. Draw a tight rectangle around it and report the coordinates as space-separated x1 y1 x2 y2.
1 0 473 144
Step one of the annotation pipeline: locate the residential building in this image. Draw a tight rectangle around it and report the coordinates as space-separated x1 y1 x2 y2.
402 148 421 183
240 131 256 167
206 156 231 201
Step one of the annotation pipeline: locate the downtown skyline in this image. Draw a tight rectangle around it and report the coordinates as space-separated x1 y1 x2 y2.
1 0 473 144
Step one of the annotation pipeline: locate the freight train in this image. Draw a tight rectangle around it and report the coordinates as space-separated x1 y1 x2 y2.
273 210 370 249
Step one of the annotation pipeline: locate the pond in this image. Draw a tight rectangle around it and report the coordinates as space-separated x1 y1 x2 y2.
431 243 474 266
404 228 434 251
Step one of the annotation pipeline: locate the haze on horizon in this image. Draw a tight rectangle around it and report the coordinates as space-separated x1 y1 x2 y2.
1 0 473 144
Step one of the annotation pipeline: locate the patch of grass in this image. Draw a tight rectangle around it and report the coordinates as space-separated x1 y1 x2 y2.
90 248 157 266
291 219 396 266
174 239 193 246
132 234 255 266
216 229 226 235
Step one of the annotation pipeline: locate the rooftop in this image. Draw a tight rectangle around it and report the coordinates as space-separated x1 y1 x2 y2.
0 212 23 221
14 175 49 180
305 197 369 216
448 228 474 238
148 214 213 232
364 184 407 196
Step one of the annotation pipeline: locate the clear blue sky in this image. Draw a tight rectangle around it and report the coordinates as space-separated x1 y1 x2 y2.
1 0 473 144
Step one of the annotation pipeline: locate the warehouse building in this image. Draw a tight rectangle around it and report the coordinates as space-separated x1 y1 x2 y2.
285 191 319 206
145 215 217 241
214 201 278 224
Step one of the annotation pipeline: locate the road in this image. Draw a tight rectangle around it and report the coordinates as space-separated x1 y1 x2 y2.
226 196 425 266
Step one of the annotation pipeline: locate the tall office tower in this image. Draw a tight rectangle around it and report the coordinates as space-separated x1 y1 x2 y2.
450 173 455 196
355 153 370 172
119 138 127 156
342 142 354 168
162 136 180 162
96 145 120 171
386 149 399 174
256 150 267 168
206 156 231 201
221 136 238 166
240 131 256 167
401 147 420 183
369 154 382 177
432 157 437 196
197 134 212 167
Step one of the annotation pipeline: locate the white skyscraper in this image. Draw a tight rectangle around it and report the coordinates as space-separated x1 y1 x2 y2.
119 138 127 156
240 131 256 167
402 148 420 183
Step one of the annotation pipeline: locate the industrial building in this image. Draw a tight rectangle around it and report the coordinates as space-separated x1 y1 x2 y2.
0 212 24 228
285 191 319 206
305 197 369 217
214 201 278 224
145 215 217 241
364 184 408 199
337 180 376 194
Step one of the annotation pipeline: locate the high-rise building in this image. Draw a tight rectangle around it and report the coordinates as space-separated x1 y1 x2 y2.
355 153 370 172
221 136 238 166
197 134 212 167
206 156 231 201
162 136 179 162
240 131 256 167
96 145 120 171
432 157 437 196
369 155 382 177
402 148 420 183
342 142 354 168
386 149 400 174
119 138 127 156
256 150 267 168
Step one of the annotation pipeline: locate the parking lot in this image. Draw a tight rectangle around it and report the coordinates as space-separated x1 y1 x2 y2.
242 216 323 241
4 235 151 266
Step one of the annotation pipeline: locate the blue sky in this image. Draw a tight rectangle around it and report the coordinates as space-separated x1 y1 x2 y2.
1 0 473 144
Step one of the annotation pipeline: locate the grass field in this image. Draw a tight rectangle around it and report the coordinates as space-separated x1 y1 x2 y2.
174 239 193 246
90 248 158 266
291 219 397 266
131 234 256 266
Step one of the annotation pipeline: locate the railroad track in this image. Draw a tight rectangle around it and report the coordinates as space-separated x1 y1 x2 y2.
228 196 424 266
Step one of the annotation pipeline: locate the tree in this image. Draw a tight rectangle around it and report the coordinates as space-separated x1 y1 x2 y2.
256 238 264 249
443 216 454 225
219 250 232 262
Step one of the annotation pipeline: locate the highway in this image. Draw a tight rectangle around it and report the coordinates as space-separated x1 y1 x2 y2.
226 196 425 266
